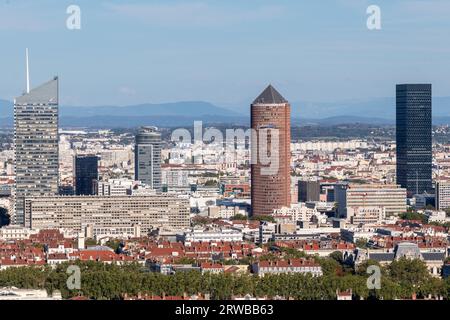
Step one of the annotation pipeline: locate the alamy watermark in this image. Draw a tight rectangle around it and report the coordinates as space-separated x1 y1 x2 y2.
366 265 381 290
66 5 81 30
66 265 81 290
367 5 381 30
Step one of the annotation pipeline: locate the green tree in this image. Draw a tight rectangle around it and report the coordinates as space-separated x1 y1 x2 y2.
204 180 217 187
280 247 308 259
0 259 446 301
175 257 196 265
105 239 122 252
388 258 430 297
355 238 368 249
230 214 248 221
355 259 382 276
191 216 213 226
317 257 343 277
400 211 427 223
85 238 98 246
250 215 275 223
329 251 344 264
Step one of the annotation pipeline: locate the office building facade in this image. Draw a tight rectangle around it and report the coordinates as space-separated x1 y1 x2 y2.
346 206 386 225
95 179 133 196
436 181 450 211
135 127 162 190
13 77 59 225
396 84 432 196
25 194 190 233
335 183 407 218
74 155 98 195
298 180 321 202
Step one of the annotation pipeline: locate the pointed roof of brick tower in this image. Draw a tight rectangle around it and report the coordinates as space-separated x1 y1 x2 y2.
253 84 287 104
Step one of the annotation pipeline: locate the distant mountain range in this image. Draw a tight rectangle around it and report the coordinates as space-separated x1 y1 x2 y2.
0 100 249 128
0 100 241 118
1 97 450 128
298 96 450 120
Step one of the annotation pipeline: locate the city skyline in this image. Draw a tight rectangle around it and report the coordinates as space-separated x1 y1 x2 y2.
1 0 450 305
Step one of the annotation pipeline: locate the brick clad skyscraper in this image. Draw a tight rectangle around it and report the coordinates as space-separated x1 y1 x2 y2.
251 85 291 216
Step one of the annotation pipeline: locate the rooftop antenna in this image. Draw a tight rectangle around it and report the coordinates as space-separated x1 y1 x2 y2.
26 48 30 93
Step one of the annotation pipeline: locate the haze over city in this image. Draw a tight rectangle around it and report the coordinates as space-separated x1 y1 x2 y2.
1 0 450 110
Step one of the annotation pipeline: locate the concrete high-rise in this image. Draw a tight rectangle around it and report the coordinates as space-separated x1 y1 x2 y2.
135 126 162 190
396 84 432 196
251 85 291 216
334 183 407 218
74 155 98 195
25 194 190 234
14 77 59 225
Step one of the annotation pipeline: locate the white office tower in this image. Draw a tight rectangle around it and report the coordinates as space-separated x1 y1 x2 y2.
135 126 162 190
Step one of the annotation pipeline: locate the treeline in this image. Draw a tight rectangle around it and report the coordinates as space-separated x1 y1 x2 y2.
400 210 450 229
0 259 449 300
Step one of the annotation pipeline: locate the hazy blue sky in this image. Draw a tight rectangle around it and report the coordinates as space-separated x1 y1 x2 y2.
1 0 450 107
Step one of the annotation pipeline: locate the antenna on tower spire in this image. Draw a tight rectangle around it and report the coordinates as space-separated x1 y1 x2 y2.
26 48 30 93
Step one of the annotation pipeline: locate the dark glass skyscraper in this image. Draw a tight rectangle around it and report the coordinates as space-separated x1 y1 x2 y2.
74 155 99 195
396 84 432 196
298 180 320 202
135 127 162 190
